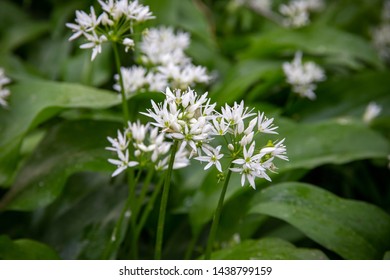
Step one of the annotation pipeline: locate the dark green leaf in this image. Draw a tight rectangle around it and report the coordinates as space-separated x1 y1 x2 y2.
0 120 121 211
240 25 382 69
0 79 121 185
210 238 328 260
0 235 60 260
249 182 390 259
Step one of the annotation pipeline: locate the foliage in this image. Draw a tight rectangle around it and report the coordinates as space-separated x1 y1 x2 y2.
0 0 389 260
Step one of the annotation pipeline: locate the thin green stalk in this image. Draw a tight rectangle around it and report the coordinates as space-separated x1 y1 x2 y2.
129 169 142 259
101 169 140 259
205 163 234 260
154 140 179 260
134 168 155 223
112 42 129 123
135 174 164 243
184 231 200 260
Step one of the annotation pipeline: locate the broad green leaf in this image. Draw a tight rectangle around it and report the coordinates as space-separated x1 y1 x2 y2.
384 251 390 260
211 60 282 104
249 183 390 259
0 120 121 211
292 71 390 122
210 238 328 260
239 25 382 69
278 119 390 171
0 79 121 185
0 235 60 260
31 172 127 259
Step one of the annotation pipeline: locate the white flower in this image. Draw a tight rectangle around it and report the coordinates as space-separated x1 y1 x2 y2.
363 102 382 124
106 129 129 152
140 27 190 66
279 1 310 28
232 142 262 168
80 32 107 61
283 51 325 100
114 66 148 94
128 0 155 22
123 38 134 52
0 68 11 108
279 0 324 28
195 145 224 172
257 112 278 134
260 139 289 161
108 150 138 177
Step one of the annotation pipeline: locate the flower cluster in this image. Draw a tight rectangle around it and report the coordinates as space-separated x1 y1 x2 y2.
0 68 11 108
106 120 190 176
114 27 211 95
372 1 390 62
66 0 155 60
279 0 324 28
282 51 325 100
107 87 288 188
105 87 287 189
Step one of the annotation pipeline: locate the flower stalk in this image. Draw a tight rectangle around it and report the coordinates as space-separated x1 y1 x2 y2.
204 163 234 260
155 140 179 260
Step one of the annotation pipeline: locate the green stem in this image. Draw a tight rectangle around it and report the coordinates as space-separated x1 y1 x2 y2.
184 231 200 260
129 169 142 259
112 42 129 123
154 140 179 260
204 163 234 260
134 168 155 223
135 174 164 243
101 169 140 259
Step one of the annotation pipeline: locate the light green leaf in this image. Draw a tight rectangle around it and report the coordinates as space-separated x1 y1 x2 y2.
249 182 390 259
0 79 121 185
0 120 121 211
0 235 60 260
210 238 328 260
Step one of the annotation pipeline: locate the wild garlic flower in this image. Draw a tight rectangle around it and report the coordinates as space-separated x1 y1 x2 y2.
283 51 325 100
0 68 11 108
141 87 288 189
279 0 324 28
363 102 382 124
106 120 190 176
66 0 155 60
114 27 211 95
142 87 216 153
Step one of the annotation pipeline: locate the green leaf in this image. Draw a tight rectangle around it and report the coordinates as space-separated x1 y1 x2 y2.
292 71 390 122
249 182 390 259
240 25 382 69
0 235 60 260
0 120 121 211
211 60 282 104
0 79 121 185
278 119 390 171
210 238 328 260
31 172 127 259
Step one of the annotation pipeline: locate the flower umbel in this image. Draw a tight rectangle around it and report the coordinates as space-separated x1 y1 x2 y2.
66 0 155 60
283 51 325 100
